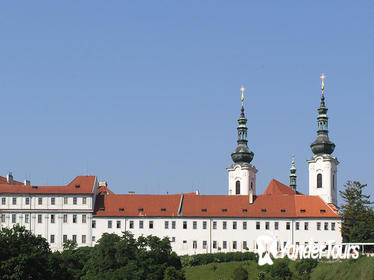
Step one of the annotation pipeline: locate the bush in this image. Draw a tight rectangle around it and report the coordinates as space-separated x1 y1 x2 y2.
180 251 257 267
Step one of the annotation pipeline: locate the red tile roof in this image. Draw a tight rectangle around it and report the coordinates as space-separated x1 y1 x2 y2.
263 179 302 195
0 176 23 185
94 193 182 217
0 176 96 194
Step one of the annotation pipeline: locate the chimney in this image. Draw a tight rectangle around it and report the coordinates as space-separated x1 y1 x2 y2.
249 187 254 204
128 191 135 195
99 181 108 188
24 180 31 186
7 172 13 185
195 190 200 195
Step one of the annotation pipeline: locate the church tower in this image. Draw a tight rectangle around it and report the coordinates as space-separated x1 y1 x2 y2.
227 86 257 195
307 74 339 205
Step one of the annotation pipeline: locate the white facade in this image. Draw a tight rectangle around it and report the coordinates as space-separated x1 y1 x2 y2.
227 163 257 195
308 155 339 205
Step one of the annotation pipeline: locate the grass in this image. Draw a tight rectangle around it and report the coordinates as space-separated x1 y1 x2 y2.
185 256 374 280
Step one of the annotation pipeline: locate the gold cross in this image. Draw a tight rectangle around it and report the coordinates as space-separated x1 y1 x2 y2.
320 73 326 94
240 85 245 105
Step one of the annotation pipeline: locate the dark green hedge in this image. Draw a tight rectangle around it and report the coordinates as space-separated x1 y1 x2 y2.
181 251 257 266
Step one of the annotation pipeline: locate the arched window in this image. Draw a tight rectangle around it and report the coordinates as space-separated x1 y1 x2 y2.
235 181 240 195
317 174 322 188
250 182 253 190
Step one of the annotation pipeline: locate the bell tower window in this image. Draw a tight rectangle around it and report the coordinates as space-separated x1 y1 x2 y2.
317 173 322 188
235 181 240 195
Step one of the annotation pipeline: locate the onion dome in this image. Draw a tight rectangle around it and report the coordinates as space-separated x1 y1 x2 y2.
231 86 254 164
310 74 335 156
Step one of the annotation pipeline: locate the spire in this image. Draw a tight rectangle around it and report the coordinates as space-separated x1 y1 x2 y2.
310 73 335 156
231 86 254 164
289 154 296 192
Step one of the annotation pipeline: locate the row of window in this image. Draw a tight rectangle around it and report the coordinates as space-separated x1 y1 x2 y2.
1 197 87 206
190 240 247 250
1 214 88 224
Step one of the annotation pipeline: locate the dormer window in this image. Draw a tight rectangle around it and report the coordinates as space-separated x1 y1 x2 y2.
161 208 166 212
242 209 248 213
201 208 207 212
281 209 286 213
119 208 124 212
99 208 104 212
138 208 144 213
222 209 227 213
261 209 267 213
320 209 326 213
75 185 80 189
300 209 306 213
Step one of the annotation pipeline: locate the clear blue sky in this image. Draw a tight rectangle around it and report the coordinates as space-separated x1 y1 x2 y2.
1 2 373 203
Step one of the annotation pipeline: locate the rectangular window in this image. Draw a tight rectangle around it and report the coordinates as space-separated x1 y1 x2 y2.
82 235 86 244
233 241 237 250
25 214 29 224
92 220 96 228
243 221 247 230
38 214 42 223
149 221 153 229
117 221 121 228
50 235 55 243
324 222 329 230
1 214 5 223
164 221 169 229
72 235 77 243
51 215 55 224
12 214 16 223
203 221 207 229
38 197 42 205
305 222 309 230
213 221 217 229
108 220 112 228
139 221 144 229
63 214 68 223
296 222 300 230
223 241 227 249
193 221 197 229
82 197 87 204
233 221 237 230
73 197 77 205
183 221 187 229
172 221 176 229
256 222 260 230
331 222 336 231
92 236 96 242
193 240 197 249
51 197 55 205
317 222 321 231
223 221 227 230
82 215 87 223
275 222 279 230
213 241 217 249
73 215 77 223
12 197 17 205
130 220 134 229
203 240 207 249
286 222 290 230
243 241 247 249
63 235 67 243
171 237 176 242
25 197 30 205
265 222 270 230
1 197 5 205
64 197 68 204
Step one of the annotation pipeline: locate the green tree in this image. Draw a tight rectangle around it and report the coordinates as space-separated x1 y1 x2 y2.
339 181 374 242
270 258 292 280
82 231 184 280
164 266 185 280
0 225 52 280
231 265 248 280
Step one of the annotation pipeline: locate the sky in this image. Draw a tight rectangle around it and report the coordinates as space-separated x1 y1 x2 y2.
1 1 373 204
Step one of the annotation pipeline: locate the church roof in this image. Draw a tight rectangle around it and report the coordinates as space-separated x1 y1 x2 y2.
93 179 340 219
0 176 96 194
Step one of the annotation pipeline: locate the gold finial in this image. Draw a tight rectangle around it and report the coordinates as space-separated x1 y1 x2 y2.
320 73 326 95
240 85 245 106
